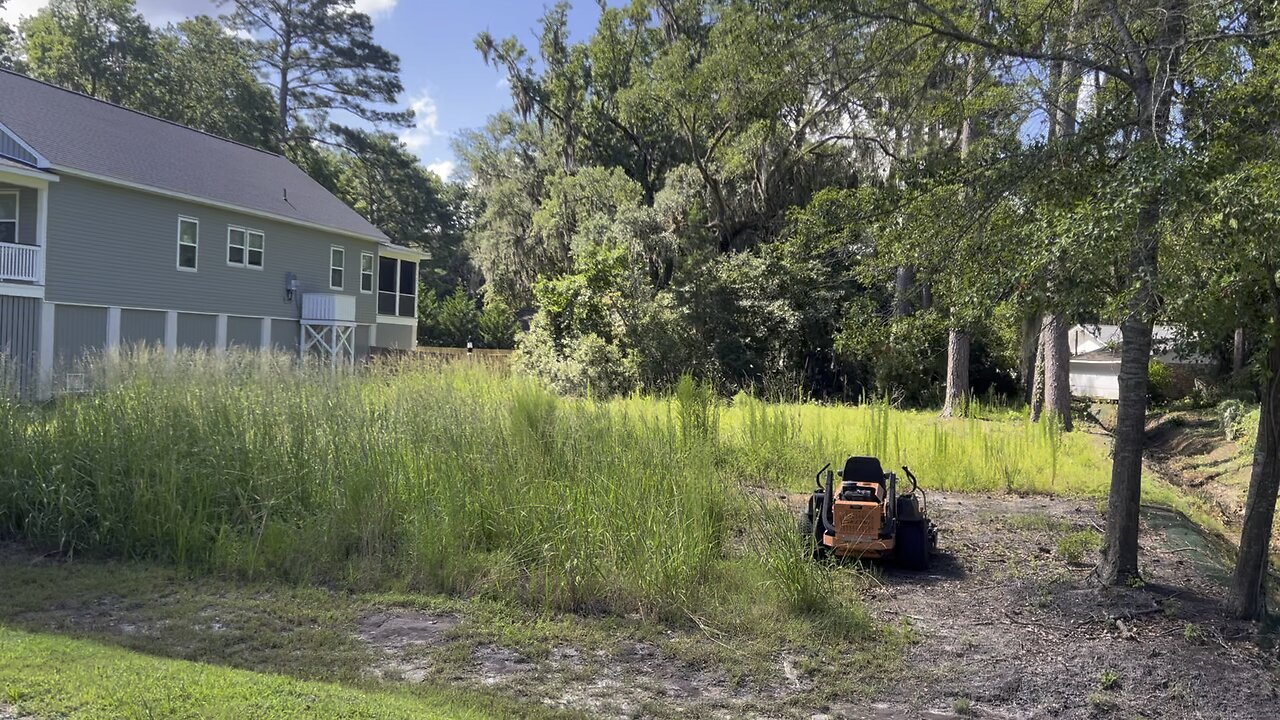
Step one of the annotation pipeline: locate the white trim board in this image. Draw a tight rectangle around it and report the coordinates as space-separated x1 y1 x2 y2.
0 165 57 187
0 282 44 298
378 244 429 261
376 315 417 327
54 166 388 245
43 300 371 326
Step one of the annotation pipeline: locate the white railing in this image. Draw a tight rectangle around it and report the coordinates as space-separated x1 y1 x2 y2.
0 242 40 283
301 293 356 325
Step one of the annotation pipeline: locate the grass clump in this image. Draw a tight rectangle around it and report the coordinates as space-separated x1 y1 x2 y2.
1057 530 1101 565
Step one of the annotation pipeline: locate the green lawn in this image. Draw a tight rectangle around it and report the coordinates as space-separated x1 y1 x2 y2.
0 626 524 720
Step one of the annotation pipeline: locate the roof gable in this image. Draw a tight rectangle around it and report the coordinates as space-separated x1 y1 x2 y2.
0 121 45 168
0 70 387 242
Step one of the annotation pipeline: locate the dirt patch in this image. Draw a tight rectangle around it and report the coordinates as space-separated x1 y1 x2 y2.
869 492 1279 719
352 493 1278 719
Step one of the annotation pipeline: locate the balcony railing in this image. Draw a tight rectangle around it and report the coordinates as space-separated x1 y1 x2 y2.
0 242 40 283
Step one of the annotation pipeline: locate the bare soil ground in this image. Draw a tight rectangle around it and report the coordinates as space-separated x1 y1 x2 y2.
349 493 1278 719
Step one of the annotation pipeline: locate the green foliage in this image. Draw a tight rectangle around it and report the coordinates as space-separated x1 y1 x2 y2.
21 0 157 107
1148 360 1175 405
514 317 639 396
836 299 947 405
416 287 520 351
222 0 411 139
477 295 519 349
1218 400 1261 456
1056 530 1100 565
151 16 278 148
1096 669 1120 691
0 2 15 70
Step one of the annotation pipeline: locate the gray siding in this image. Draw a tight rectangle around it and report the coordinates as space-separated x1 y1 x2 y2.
44 175 380 322
270 318 298 353
0 182 37 244
120 308 166 347
54 304 106 364
375 322 415 350
355 324 371 357
0 129 39 167
226 315 261 348
177 312 217 349
0 296 40 395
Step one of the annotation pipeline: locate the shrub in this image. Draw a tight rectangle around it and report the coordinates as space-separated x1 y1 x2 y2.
514 319 639 397
1056 530 1100 565
1148 360 1174 404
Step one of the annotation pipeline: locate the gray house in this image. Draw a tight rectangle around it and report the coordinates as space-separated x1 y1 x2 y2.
0 70 424 398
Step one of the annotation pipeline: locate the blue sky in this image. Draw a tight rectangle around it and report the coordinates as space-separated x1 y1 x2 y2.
2 0 612 179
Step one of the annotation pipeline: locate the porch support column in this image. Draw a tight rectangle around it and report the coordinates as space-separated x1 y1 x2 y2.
105 306 121 356
36 301 54 400
214 314 227 354
164 310 178 358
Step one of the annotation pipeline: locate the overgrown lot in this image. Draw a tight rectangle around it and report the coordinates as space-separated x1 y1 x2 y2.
0 352 1275 717
0 352 1115 617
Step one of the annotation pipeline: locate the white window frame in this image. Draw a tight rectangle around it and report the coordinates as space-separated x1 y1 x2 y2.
359 252 374 294
227 226 265 269
246 230 265 269
0 191 18 245
226 226 246 267
329 245 345 290
176 216 199 272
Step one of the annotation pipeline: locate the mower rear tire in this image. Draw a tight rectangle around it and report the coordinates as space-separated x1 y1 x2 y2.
894 520 930 570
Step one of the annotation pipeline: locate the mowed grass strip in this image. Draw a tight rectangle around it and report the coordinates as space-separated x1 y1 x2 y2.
0 625 529 720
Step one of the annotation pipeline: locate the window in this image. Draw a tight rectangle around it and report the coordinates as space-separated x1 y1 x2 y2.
227 227 264 269
227 227 245 265
247 231 264 268
329 246 345 289
0 192 16 244
360 252 374 293
177 217 198 270
378 256 417 318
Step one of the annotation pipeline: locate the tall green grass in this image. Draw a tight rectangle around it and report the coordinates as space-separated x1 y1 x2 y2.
0 350 1119 625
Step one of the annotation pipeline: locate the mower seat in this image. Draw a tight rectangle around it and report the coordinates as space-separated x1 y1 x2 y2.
842 456 886 488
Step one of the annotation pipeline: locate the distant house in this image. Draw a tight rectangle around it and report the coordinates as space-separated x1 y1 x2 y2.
0 70 426 398
1067 324 1214 401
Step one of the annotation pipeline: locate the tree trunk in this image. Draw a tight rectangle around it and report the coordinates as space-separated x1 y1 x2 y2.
1098 224 1159 585
1229 339 1280 619
1020 312 1042 404
941 329 971 418
894 266 915 317
1043 313 1073 431
1234 328 1247 373
1030 325 1046 422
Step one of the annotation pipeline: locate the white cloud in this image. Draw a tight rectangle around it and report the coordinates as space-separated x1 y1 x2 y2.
426 159 455 181
2 0 47 23
353 0 396 18
399 89 443 155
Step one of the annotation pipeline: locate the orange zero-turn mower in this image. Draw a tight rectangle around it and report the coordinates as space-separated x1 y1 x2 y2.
803 456 938 569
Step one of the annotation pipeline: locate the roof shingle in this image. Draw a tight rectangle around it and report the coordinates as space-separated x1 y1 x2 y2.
0 70 387 242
